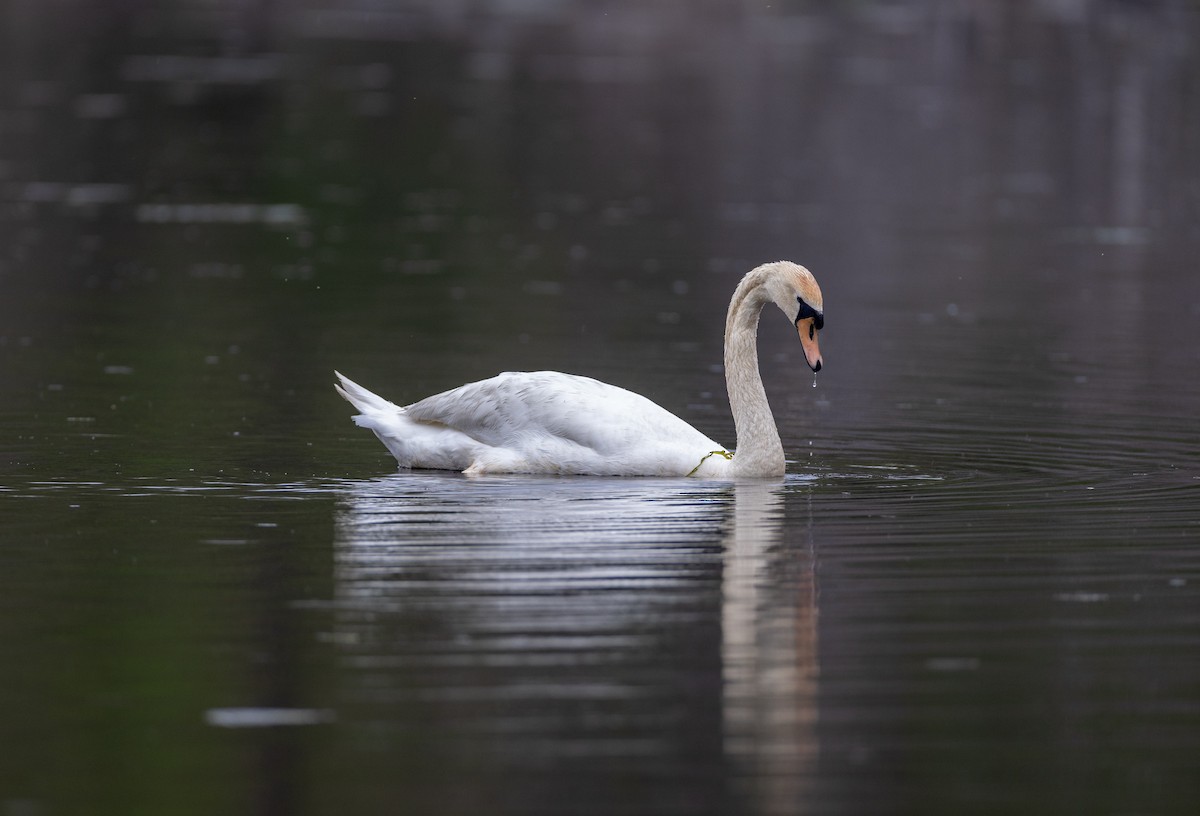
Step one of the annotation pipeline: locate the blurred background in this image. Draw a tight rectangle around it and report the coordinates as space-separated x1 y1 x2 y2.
3 0 1198 474
2 2 1199 815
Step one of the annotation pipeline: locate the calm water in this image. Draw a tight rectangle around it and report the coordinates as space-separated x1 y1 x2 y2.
3 2 1199 814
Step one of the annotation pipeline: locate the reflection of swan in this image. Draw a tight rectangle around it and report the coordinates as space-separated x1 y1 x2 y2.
722 480 819 815
331 474 818 814
333 473 734 637
335 261 824 477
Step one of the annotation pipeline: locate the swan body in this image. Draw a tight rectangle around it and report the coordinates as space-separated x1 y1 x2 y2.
336 261 824 478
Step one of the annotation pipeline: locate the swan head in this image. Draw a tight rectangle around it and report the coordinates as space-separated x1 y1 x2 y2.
763 262 824 372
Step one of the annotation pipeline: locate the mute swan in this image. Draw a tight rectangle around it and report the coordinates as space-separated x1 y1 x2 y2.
335 260 824 477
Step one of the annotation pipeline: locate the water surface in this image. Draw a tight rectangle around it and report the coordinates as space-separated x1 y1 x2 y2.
2 2 1199 815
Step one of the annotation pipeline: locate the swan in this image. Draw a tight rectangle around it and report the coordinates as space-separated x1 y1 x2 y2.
335 260 824 477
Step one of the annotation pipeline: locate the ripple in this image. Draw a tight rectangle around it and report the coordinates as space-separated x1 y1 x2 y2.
204 707 336 728
4 477 350 500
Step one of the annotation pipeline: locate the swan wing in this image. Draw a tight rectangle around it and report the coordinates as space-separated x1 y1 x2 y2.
405 371 724 475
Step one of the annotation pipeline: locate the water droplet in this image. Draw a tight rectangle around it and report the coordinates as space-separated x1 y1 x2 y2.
812 375 817 388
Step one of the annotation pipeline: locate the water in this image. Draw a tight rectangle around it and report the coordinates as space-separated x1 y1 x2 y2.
3 2 1200 814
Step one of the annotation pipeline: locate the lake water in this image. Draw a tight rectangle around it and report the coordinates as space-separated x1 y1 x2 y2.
2 2 1199 814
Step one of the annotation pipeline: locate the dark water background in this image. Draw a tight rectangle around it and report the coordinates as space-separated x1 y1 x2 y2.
2 2 1199 814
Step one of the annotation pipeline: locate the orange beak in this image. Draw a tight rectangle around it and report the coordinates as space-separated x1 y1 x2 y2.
797 318 823 372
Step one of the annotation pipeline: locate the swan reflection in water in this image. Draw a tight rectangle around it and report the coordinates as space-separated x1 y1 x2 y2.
332 474 817 814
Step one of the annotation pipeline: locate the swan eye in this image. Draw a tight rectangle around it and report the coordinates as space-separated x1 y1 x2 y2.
796 297 824 330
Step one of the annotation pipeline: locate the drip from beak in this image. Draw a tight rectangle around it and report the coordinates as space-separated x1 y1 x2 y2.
796 317 823 372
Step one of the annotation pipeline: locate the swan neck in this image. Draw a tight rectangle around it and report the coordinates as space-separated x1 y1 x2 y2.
724 273 784 476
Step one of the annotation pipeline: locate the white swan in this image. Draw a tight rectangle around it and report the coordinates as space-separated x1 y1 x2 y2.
335 261 824 477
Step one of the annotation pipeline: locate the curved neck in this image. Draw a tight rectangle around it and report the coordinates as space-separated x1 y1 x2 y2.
724 269 785 476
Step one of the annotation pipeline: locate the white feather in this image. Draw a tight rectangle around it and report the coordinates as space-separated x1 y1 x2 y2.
335 370 722 476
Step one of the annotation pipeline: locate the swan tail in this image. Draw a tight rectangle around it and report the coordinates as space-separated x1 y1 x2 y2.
335 370 480 471
334 371 404 419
